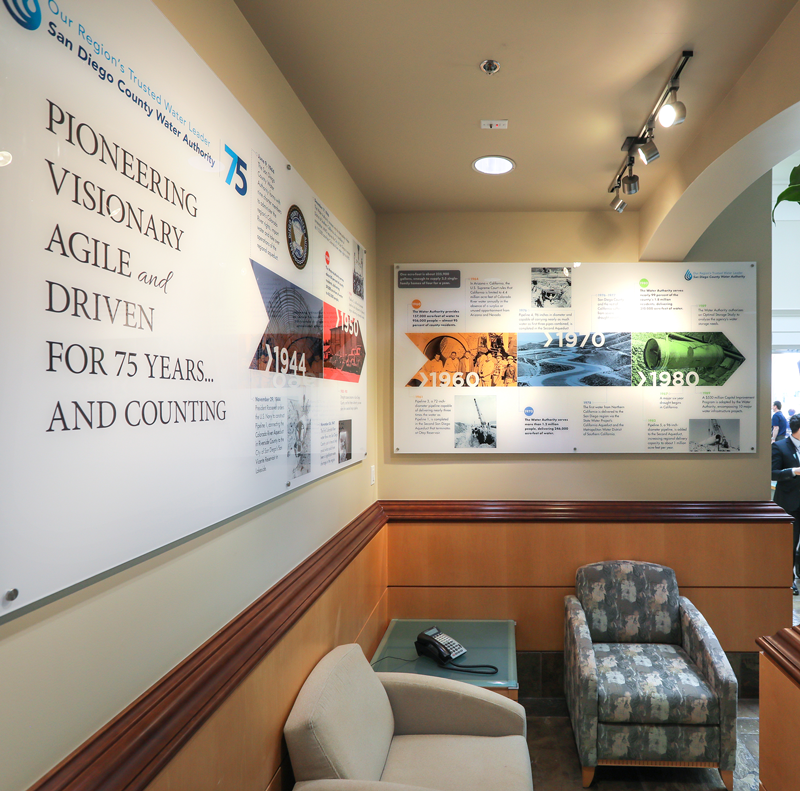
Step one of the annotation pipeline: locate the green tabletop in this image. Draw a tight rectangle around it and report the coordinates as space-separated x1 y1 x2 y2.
370 619 517 690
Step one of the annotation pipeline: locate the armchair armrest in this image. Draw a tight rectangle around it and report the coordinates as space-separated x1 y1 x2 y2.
295 781 430 791
680 596 738 771
564 594 598 767
376 672 526 737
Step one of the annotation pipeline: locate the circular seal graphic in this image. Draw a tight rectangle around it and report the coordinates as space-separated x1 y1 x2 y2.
286 205 309 269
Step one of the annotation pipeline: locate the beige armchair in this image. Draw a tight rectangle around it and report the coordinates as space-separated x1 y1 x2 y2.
284 643 533 791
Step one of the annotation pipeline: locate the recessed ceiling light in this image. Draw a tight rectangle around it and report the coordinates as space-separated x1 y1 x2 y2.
473 155 515 175
0 151 12 167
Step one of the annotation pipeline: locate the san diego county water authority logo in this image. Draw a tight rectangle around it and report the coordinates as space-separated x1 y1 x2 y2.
3 0 41 29
286 205 309 269
684 269 693 281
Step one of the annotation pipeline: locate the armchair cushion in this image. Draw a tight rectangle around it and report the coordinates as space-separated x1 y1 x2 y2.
565 594 598 767
381 734 533 791
376 672 526 737
576 560 682 644
680 597 738 771
284 644 395 782
597 723 719 763
595 643 719 725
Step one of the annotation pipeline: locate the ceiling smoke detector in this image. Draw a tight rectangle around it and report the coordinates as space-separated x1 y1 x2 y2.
479 59 500 75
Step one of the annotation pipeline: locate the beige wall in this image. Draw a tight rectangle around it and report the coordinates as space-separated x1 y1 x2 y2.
376 175 772 501
0 3 377 791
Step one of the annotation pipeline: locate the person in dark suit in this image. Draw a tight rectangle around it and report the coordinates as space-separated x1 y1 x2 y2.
772 412 800 595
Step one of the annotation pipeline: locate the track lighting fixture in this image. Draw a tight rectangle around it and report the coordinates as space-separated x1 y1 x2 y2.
607 51 692 209
610 189 627 213
659 80 687 127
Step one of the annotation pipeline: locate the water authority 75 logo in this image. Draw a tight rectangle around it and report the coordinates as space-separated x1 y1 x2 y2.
3 0 42 29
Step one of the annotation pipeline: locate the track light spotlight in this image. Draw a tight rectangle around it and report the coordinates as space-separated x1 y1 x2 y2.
658 81 686 127
610 190 627 213
637 138 660 165
621 174 639 194
621 163 639 195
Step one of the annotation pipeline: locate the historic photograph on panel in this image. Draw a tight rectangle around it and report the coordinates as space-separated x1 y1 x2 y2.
405 332 517 387
287 395 311 477
323 304 366 382
517 332 631 386
531 267 571 308
631 331 745 387
688 419 740 452
250 261 324 377
338 419 352 462
353 243 365 299
454 394 497 448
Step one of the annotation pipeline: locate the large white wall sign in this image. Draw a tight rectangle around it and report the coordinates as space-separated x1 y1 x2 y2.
0 0 367 618
394 263 756 454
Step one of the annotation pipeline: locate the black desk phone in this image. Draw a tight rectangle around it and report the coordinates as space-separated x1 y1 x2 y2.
414 626 467 665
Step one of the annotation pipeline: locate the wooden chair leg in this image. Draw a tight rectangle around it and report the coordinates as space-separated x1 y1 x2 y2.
582 766 596 788
720 770 733 791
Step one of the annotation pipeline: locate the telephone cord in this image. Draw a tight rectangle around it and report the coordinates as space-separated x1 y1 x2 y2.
444 660 499 675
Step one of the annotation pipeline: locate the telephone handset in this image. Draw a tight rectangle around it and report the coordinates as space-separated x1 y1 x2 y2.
414 626 467 665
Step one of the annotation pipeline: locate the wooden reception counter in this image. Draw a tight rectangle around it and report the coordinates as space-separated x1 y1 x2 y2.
756 626 800 791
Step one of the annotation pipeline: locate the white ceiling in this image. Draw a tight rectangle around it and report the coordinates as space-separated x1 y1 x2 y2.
234 0 798 214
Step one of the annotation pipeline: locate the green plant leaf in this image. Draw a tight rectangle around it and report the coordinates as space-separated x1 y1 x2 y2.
772 183 800 223
790 165 800 186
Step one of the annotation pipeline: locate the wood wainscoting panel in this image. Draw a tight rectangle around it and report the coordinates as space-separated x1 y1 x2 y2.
387 521 788 589
387 586 572 650
388 585 787 652
357 588 390 656
28 501 787 791
678 588 790 652
143 526 388 791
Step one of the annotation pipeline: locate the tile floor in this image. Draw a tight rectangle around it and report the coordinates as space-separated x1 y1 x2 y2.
523 596 800 790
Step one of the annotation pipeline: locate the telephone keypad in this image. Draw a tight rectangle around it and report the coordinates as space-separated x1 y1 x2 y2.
434 632 466 658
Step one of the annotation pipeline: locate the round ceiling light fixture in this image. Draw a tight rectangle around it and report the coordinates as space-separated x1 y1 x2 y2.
472 155 515 175
0 151 12 167
479 59 500 75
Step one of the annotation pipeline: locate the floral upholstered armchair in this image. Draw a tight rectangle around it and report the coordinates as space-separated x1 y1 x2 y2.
564 560 737 790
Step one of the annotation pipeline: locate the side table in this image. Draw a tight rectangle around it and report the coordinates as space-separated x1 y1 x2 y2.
370 618 518 700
